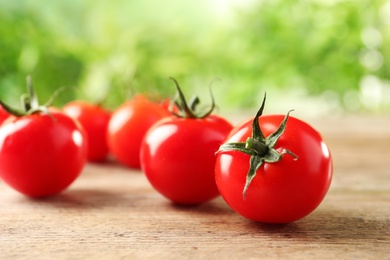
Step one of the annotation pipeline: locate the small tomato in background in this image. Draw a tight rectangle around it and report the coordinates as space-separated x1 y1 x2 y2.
140 78 233 205
63 101 111 162
215 94 333 224
107 94 170 168
0 77 87 197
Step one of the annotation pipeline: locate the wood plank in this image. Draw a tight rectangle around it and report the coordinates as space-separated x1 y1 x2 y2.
0 115 389 259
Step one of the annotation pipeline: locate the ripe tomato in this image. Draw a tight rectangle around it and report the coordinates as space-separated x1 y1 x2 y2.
107 95 170 168
0 77 87 197
140 79 233 205
215 95 333 223
0 108 87 197
63 101 111 162
0 106 10 125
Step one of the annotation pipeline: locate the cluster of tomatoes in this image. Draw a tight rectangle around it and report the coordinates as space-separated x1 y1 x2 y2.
0 77 333 224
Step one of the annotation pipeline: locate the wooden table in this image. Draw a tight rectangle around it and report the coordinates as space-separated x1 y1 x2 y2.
1 115 389 259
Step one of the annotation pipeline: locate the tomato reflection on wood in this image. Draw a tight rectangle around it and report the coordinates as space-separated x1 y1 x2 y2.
140 78 233 205
215 94 333 223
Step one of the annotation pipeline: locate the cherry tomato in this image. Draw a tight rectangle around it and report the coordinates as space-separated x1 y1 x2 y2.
0 105 10 125
215 95 332 223
140 79 233 205
107 95 170 168
0 109 87 197
63 101 111 162
0 77 87 197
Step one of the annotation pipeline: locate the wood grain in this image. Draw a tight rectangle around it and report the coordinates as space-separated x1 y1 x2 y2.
0 116 389 259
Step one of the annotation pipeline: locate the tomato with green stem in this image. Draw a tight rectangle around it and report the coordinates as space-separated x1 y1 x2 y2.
215 94 333 223
0 76 87 197
63 101 111 162
107 94 170 168
140 78 233 205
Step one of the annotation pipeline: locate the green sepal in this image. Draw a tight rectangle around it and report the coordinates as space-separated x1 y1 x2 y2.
169 77 215 119
251 93 267 141
243 155 264 198
0 75 64 119
0 99 26 117
218 142 254 156
265 109 293 147
26 75 39 110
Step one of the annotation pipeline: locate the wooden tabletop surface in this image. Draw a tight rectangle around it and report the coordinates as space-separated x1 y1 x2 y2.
0 115 389 259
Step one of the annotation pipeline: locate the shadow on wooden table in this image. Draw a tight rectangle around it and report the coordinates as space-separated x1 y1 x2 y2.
245 207 389 243
25 188 142 209
169 198 235 215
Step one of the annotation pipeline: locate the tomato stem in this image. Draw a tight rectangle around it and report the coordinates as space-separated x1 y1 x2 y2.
245 137 268 156
169 77 215 119
217 93 298 198
21 95 32 112
27 75 39 110
189 96 200 111
0 75 64 118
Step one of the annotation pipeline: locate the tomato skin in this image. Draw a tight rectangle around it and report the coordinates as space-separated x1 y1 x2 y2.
215 115 332 223
0 109 87 197
107 95 170 168
63 101 111 162
140 115 233 205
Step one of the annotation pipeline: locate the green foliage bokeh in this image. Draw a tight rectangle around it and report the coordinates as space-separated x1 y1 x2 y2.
0 0 389 114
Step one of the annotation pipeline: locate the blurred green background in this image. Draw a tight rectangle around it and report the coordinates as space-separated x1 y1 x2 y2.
0 0 389 116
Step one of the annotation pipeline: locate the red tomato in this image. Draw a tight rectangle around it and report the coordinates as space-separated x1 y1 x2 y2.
107 95 170 168
0 105 10 125
0 109 88 197
140 79 233 205
141 115 233 205
215 99 333 223
63 101 111 162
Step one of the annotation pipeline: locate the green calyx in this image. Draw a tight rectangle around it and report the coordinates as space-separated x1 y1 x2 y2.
217 93 298 199
169 77 215 119
0 76 64 117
